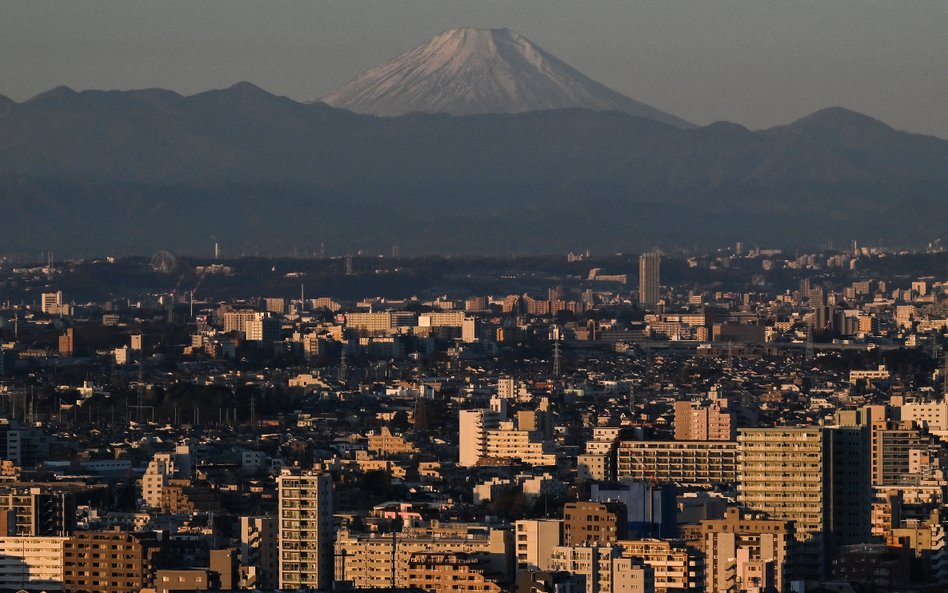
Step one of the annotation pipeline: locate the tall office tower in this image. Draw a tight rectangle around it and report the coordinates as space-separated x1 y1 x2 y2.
638 252 661 308
737 427 870 581
277 469 334 591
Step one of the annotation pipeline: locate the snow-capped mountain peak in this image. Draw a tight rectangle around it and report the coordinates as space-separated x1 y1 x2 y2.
322 28 690 127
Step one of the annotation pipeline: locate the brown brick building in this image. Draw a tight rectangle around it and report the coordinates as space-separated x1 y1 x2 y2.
63 530 163 593
563 501 628 545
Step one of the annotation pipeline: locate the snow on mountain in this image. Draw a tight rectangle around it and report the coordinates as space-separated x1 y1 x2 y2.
322 28 691 127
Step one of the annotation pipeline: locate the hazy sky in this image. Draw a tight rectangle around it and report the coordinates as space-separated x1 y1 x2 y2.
3 1 947 138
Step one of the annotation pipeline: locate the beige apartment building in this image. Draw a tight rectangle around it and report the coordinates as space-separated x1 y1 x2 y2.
699 508 792 593
334 523 511 589
515 519 562 571
0 536 66 591
617 441 738 486
617 539 699 593
674 400 735 441
549 544 654 593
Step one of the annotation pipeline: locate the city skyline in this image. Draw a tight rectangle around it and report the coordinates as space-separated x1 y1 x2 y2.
1 3 946 591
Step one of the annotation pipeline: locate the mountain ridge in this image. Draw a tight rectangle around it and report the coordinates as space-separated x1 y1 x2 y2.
0 83 945 256
321 28 692 127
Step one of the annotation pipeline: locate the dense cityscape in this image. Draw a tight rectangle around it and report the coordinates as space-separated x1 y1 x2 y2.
0 244 945 592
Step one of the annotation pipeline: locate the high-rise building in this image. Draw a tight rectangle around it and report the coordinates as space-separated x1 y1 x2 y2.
222 310 260 334
277 468 334 591
737 427 870 581
638 253 661 308
484 422 557 467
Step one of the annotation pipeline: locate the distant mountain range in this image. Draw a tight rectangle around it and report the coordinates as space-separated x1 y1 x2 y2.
322 28 691 127
0 31 946 257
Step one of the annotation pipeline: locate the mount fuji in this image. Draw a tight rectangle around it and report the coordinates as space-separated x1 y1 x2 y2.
322 27 691 127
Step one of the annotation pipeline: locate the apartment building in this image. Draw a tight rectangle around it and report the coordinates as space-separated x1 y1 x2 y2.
277 469 334 591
